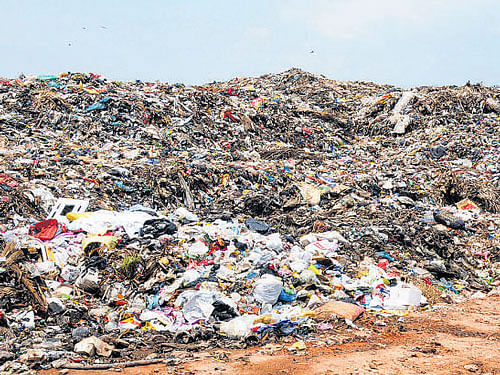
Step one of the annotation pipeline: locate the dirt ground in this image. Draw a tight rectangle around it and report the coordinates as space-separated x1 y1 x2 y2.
42 294 500 375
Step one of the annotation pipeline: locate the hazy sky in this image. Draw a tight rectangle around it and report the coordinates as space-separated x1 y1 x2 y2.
1 0 498 87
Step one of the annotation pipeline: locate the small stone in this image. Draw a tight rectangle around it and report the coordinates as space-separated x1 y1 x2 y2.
52 358 68 369
74 336 114 357
19 349 46 363
72 326 90 339
464 364 479 372
48 298 66 315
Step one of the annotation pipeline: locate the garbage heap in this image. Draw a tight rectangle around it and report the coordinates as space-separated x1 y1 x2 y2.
0 69 499 372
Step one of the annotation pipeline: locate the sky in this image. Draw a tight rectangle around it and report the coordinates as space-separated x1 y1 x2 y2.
0 0 499 88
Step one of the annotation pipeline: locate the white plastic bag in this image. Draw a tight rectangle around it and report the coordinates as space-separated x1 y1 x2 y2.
174 207 199 222
289 245 313 273
220 315 256 338
305 239 338 255
177 290 217 322
264 233 282 251
187 241 208 257
384 285 425 309
253 274 283 305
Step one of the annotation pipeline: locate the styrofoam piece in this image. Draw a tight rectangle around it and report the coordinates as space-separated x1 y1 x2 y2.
47 198 89 223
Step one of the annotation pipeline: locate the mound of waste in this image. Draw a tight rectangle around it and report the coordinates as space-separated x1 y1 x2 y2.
0 69 499 372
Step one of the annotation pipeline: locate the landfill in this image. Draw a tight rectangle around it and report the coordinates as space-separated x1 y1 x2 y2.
0 69 499 372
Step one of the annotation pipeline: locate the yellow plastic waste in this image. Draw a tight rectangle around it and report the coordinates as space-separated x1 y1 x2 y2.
288 340 306 351
308 264 322 275
82 235 120 253
66 212 92 221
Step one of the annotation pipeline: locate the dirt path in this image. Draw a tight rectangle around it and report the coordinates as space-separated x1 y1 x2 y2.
42 294 500 375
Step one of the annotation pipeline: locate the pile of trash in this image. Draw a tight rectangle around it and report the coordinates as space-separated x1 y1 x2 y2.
0 69 499 372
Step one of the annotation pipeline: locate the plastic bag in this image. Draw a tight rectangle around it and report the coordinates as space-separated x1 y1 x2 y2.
29 219 67 241
253 274 283 305
384 284 425 309
264 233 282 251
187 241 208 257
174 207 199 222
220 315 256 338
178 290 217 322
245 218 269 233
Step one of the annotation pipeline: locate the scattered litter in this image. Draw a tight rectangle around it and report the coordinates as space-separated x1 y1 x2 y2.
0 69 499 372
